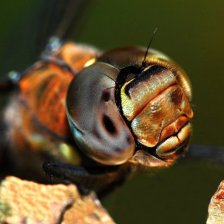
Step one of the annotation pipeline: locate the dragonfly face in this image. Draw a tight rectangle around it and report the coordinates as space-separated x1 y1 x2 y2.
2 40 193 192
65 45 193 167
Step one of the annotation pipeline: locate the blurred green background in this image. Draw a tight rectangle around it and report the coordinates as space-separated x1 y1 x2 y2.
1 0 224 223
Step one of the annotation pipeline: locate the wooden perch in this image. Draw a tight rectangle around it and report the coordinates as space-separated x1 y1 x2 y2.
0 176 115 224
207 180 224 224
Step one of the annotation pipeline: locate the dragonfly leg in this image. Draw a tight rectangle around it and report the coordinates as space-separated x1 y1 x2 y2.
187 144 224 163
42 161 131 195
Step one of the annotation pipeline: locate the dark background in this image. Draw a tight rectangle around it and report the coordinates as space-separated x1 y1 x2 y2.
1 0 224 223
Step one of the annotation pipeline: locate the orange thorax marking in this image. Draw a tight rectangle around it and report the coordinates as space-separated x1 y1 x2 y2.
19 43 99 139
19 62 74 138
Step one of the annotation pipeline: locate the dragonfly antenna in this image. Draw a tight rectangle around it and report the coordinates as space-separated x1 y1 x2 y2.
142 27 158 68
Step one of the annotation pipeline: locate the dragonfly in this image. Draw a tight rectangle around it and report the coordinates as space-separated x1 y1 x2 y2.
0 0 222 196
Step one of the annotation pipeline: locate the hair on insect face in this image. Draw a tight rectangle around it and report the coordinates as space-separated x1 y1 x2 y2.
141 27 158 68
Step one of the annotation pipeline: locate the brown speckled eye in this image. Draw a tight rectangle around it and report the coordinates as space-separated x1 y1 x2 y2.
66 62 135 165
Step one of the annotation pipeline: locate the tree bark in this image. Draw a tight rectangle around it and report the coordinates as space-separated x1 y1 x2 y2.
0 176 115 224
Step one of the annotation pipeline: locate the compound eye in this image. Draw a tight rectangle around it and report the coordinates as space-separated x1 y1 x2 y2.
66 62 135 165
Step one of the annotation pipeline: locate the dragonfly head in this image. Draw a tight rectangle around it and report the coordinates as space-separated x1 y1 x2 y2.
66 47 193 167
